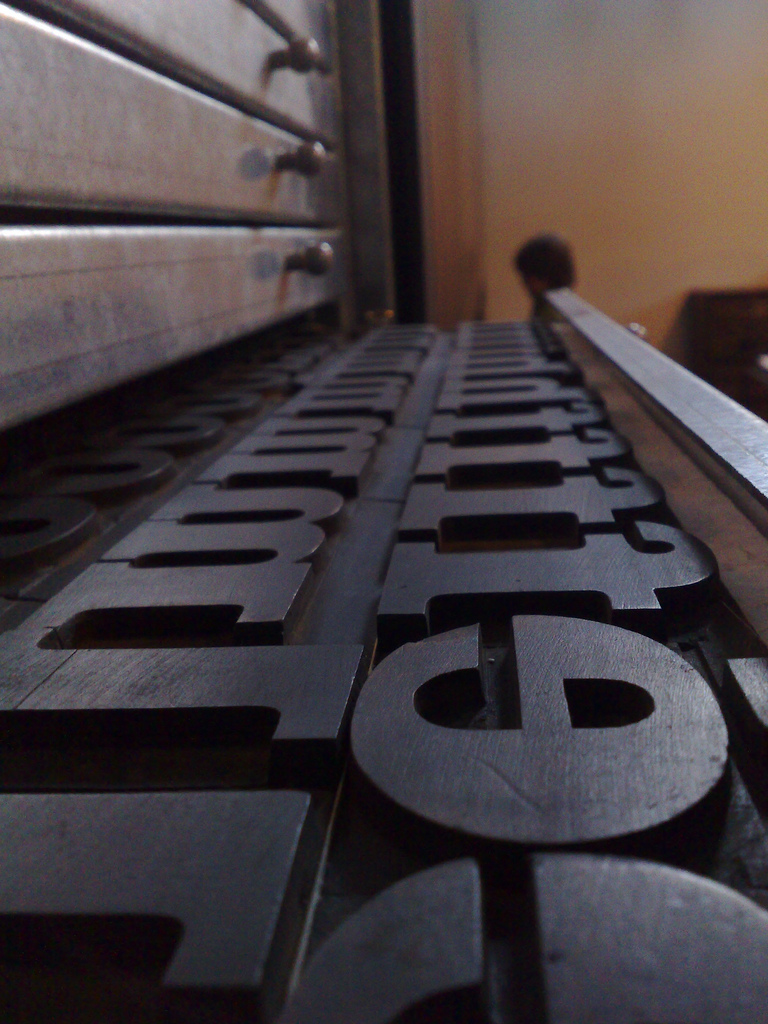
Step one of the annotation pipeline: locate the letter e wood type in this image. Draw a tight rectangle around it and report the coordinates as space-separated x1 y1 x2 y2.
353 619 728 844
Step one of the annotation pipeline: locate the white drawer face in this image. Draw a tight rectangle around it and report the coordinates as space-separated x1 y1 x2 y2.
0 227 342 430
0 6 339 220
30 0 339 141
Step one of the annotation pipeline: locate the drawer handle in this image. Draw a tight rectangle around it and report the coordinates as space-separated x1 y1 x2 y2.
275 141 328 176
268 36 329 74
285 242 334 275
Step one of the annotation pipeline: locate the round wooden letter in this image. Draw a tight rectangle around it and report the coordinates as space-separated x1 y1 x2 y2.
352 617 728 845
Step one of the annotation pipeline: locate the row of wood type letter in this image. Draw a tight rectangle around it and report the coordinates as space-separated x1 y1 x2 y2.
0 321 765 1021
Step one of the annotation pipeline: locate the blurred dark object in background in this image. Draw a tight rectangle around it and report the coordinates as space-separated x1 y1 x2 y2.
684 289 768 418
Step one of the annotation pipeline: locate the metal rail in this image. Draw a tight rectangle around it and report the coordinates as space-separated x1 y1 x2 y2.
549 288 768 540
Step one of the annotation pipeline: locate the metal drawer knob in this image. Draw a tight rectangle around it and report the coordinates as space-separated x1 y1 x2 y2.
268 36 328 74
285 242 334 275
275 141 327 176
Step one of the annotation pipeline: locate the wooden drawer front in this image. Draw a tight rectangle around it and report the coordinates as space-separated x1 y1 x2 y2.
30 0 339 141
0 6 339 220
0 227 342 431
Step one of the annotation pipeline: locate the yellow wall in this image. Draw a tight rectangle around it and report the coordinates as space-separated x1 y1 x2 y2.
478 1 768 351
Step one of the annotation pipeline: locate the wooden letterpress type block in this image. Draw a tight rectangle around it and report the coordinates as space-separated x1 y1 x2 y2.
20 450 175 506
400 470 665 546
282 853 768 1022
456 321 545 351
414 429 630 485
535 853 768 1022
277 385 405 424
32 560 311 648
316 379 408 395
0 791 319 1022
27 499 333 647
202 433 376 496
444 353 580 383
103 519 328 568
169 389 263 420
280 861 483 1024
0 644 363 789
426 403 606 442
251 416 386 440
105 414 225 455
233 431 377 457
437 378 596 416
378 523 717 647
335 366 417 381
724 658 768 764
353 619 727 845
219 368 294 393
339 353 422 378
0 497 99 574
151 485 344 533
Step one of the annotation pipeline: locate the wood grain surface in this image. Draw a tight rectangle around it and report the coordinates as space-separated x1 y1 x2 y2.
400 470 665 546
427 402 606 441
150 485 345 533
104 414 226 456
0 791 318 1021
444 354 580 382
0 497 99 574
16 449 176 506
414 430 630 481
0 644 363 789
1 315 763 1023
250 415 387 439
277 382 407 424
102 519 327 568
535 853 768 1022
199 440 375 497
280 860 483 1023
353 619 727 844
437 379 599 416
378 523 718 648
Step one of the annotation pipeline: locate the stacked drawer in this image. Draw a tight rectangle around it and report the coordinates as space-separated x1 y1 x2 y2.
0 0 342 430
